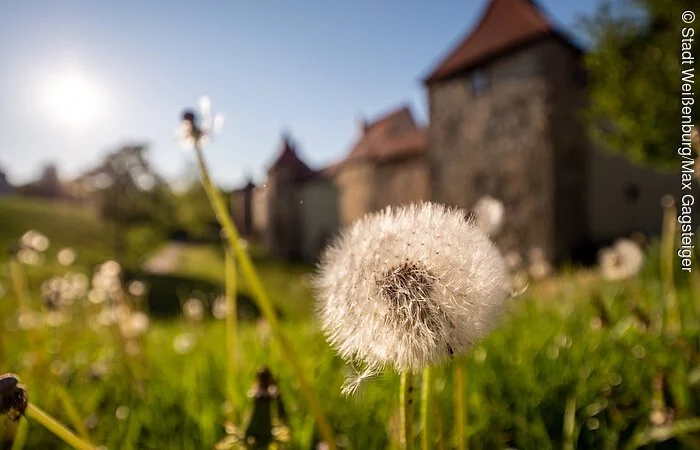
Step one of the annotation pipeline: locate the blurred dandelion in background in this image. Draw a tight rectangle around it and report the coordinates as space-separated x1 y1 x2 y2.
472 196 505 237
212 295 228 320
314 202 509 377
56 247 76 266
176 96 224 151
598 238 644 280
183 297 204 322
173 332 196 354
527 248 552 281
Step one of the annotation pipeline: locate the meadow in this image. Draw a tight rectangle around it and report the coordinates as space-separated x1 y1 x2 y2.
0 195 699 449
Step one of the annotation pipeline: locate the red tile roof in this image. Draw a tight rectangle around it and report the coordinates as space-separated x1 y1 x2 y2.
268 134 316 181
343 106 427 164
424 0 577 85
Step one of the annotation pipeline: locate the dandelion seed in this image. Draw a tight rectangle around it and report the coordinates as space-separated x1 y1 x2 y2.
341 365 380 396
120 312 149 338
527 248 552 280
17 248 41 266
57 247 76 266
21 230 49 252
183 297 204 321
127 280 147 297
115 405 130 421
173 332 196 354
472 196 505 237
314 202 509 374
598 238 644 280
212 295 228 320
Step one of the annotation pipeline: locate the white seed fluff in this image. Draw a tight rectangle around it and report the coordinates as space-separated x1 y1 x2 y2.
314 202 510 374
472 196 505 237
598 238 644 281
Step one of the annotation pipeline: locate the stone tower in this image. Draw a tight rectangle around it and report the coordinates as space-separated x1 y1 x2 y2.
265 133 315 259
425 0 589 262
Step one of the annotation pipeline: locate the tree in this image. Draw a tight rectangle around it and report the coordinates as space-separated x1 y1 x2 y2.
87 144 175 262
582 0 698 168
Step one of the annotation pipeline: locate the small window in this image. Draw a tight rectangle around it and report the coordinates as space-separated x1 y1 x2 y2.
624 184 640 204
470 70 490 96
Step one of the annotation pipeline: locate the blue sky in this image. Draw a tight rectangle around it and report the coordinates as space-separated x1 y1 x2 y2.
0 0 601 189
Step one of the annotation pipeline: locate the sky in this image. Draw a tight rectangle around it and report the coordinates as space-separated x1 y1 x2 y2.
0 0 602 189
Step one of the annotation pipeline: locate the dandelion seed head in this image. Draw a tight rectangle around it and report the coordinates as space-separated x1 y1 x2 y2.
127 280 147 297
472 196 505 236
527 247 552 280
173 332 196 354
57 247 76 266
314 202 509 373
212 295 228 320
183 297 204 321
598 238 644 280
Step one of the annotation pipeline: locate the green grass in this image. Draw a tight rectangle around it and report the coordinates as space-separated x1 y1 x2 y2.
0 195 164 271
0 196 699 449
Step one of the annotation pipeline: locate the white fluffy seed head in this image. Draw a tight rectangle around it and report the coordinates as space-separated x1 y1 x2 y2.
472 196 505 237
314 202 510 373
599 238 644 280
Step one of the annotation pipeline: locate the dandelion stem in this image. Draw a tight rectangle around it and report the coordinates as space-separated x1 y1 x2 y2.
9 259 30 311
193 144 336 449
55 385 90 440
562 394 576 450
24 403 96 450
660 199 681 336
10 416 29 450
400 371 414 450
420 367 431 450
454 363 467 450
224 245 238 423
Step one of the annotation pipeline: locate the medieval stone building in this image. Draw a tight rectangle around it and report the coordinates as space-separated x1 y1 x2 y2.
232 0 679 263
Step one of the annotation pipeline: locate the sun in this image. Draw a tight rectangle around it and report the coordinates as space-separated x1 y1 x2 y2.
43 69 102 129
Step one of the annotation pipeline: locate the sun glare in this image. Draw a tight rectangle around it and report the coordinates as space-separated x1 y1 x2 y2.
43 69 102 129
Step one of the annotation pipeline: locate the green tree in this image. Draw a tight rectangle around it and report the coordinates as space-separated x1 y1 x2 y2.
174 180 219 240
582 0 698 168
88 144 175 262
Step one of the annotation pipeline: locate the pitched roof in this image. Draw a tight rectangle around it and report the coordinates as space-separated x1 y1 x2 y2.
424 0 578 85
268 134 316 181
343 106 427 164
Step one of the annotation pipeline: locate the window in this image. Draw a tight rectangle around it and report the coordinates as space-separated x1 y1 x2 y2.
470 70 490 96
623 184 640 204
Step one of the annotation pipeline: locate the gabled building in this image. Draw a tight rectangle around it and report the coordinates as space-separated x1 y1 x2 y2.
334 106 428 226
240 0 680 263
424 0 678 262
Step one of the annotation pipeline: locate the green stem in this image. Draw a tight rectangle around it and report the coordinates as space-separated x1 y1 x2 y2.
9 259 30 310
10 416 29 450
25 403 95 450
55 385 90 439
454 363 467 450
224 245 238 423
193 145 336 449
562 394 576 450
400 371 414 450
660 200 680 336
420 368 431 450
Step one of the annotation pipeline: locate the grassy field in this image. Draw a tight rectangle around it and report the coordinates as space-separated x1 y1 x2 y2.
0 196 699 449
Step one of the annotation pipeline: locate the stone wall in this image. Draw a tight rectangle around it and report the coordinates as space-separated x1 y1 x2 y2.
335 160 375 226
374 155 430 210
428 39 557 260
540 40 590 261
299 179 340 261
587 150 680 242
252 185 268 239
